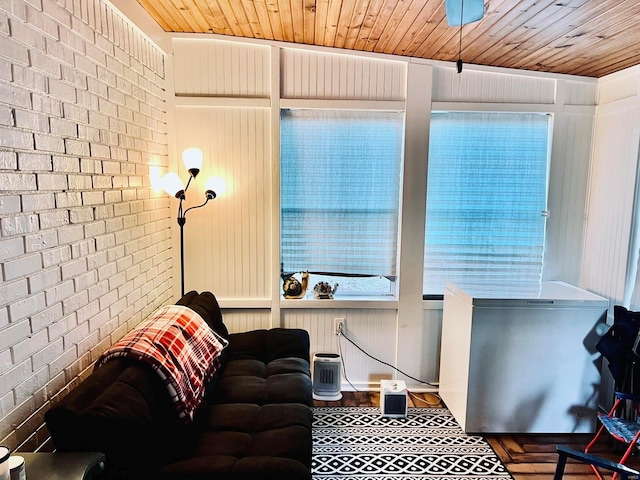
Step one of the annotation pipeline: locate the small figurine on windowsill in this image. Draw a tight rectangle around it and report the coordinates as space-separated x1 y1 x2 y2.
313 281 338 299
282 271 309 299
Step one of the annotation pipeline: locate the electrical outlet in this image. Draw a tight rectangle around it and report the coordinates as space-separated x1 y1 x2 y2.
334 318 345 336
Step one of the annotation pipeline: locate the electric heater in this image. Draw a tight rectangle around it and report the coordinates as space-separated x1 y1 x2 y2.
380 380 408 418
312 353 342 401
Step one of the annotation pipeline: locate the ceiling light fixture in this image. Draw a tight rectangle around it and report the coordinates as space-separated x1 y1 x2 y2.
444 0 485 73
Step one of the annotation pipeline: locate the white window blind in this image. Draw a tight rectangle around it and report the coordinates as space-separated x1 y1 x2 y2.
280 109 404 278
423 112 550 295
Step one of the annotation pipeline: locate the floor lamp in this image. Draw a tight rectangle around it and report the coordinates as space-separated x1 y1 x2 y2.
160 147 222 297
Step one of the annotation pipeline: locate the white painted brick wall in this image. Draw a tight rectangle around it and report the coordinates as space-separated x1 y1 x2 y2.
0 0 172 451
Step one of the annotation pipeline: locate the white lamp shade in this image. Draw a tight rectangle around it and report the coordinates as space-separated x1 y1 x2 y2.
160 172 185 198
205 176 226 197
182 147 203 171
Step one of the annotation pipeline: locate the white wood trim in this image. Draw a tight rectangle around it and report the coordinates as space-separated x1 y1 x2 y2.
433 102 547 112
281 299 399 309
218 299 441 310
280 99 406 111
175 96 271 108
270 45 282 328
595 95 640 115
396 61 433 387
432 102 595 115
164 41 181 301
218 299 273 309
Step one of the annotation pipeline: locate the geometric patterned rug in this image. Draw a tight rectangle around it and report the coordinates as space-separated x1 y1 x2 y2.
312 407 514 480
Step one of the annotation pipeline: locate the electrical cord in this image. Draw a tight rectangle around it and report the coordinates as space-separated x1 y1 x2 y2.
339 330 439 387
408 391 442 407
337 330 360 392
337 331 443 405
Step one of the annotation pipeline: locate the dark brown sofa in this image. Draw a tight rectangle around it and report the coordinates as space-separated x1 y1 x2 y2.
45 291 313 480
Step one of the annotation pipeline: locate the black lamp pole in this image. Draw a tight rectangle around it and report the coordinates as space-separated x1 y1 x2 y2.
173 170 217 298
178 214 186 298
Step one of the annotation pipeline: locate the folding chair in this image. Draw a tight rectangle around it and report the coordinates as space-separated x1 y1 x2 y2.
584 391 640 480
555 445 640 480
584 306 640 480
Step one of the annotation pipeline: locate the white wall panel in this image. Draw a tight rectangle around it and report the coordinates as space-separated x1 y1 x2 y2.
166 34 614 393
582 105 638 304
172 39 271 97
564 80 597 106
395 307 442 389
544 113 594 283
597 67 640 105
174 107 272 299
432 67 556 104
223 309 272 333
283 309 398 389
280 48 406 100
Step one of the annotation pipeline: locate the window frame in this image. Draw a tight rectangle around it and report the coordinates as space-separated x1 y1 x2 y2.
279 107 405 298
422 110 553 299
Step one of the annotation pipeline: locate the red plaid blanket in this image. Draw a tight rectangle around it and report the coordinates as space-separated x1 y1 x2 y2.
96 305 228 422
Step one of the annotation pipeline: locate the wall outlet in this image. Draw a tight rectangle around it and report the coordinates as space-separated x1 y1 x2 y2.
334 318 345 336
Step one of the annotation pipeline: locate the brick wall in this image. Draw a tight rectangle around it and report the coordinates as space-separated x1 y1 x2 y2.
0 0 172 450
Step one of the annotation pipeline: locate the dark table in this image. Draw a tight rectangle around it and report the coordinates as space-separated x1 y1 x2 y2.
18 452 105 480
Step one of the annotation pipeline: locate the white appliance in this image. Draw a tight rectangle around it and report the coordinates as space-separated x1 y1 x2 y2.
439 281 608 434
380 380 408 418
312 353 342 401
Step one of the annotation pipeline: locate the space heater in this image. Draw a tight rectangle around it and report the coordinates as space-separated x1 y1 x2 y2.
380 380 408 418
312 353 342 401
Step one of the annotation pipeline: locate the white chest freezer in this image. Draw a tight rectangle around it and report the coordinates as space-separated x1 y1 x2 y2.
439 281 608 434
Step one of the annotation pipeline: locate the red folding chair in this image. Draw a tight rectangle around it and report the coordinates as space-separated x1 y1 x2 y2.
583 392 640 480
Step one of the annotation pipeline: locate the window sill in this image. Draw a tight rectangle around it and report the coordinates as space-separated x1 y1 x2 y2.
216 297 444 310
280 296 398 309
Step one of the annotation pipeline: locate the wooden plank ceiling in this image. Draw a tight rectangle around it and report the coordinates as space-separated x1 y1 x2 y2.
136 0 640 78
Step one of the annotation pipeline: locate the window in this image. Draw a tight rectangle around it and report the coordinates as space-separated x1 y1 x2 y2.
423 112 551 296
280 109 404 296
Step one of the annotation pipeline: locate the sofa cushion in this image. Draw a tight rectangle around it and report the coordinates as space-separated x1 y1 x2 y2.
226 329 310 364
212 355 311 406
206 328 312 405
156 403 312 480
214 371 312 405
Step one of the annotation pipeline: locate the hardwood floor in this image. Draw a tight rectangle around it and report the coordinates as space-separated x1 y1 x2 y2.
314 391 640 480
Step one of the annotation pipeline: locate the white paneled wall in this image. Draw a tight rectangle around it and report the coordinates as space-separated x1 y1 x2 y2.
223 309 272 333
2 0 637 454
597 67 640 106
582 93 640 305
280 48 406 100
174 106 272 299
167 35 600 392
432 67 556 104
564 80 598 106
173 39 271 97
284 309 399 388
544 113 595 284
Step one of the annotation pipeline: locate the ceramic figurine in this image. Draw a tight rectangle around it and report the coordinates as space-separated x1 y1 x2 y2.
313 281 338 299
282 271 309 299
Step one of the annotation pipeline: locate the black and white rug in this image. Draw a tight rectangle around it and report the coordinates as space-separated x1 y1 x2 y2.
312 407 513 480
